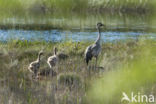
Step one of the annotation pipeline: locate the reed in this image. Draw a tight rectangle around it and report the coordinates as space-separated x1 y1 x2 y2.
0 39 155 103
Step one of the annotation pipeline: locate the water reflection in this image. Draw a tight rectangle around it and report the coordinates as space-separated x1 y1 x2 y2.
0 12 155 32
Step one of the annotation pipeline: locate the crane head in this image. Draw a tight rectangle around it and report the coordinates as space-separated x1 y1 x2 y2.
97 22 105 28
39 51 44 55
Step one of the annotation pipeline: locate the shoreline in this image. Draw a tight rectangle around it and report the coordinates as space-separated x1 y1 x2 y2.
0 24 155 32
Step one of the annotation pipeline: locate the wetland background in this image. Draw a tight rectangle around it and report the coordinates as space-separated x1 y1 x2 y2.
0 0 156 104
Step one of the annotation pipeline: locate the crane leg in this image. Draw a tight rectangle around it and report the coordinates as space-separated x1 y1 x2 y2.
95 56 98 70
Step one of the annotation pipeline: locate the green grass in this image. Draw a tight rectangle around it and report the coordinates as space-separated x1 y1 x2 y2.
86 40 156 104
0 39 155 104
0 0 155 14
0 0 156 30
57 73 82 89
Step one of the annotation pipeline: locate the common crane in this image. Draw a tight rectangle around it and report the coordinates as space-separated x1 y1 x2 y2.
84 22 104 66
28 51 43 76
47 47 58 68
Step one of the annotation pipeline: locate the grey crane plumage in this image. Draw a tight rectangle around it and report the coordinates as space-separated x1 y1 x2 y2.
85 22 104 66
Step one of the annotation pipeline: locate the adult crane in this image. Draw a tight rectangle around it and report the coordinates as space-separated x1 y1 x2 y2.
84 22 104 67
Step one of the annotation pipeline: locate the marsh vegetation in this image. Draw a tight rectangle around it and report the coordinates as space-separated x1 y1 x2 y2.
0 0 156 104
0 0 156 31
0 39 155 104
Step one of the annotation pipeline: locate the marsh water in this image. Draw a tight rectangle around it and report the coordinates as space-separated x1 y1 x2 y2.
0 13 156 42
0 29 155 42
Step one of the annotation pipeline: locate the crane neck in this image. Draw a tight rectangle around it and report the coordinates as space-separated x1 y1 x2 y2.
54 49 57 55
95 26 101 44
37 54 41 62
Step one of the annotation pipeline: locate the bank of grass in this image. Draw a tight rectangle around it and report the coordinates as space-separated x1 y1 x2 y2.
0 0 156 30
86 39 156 104
0 39 155 104
0 0 155 14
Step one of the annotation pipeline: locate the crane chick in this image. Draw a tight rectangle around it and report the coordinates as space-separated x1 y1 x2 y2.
47 47 58 68
28 51 43 76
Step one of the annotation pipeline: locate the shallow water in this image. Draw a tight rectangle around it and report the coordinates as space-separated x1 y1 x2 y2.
0 29 155 42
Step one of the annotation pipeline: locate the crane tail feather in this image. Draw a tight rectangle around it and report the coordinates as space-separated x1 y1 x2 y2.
85 51 92 65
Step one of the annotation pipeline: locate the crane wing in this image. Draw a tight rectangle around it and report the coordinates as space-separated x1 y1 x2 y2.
85 45 93 65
